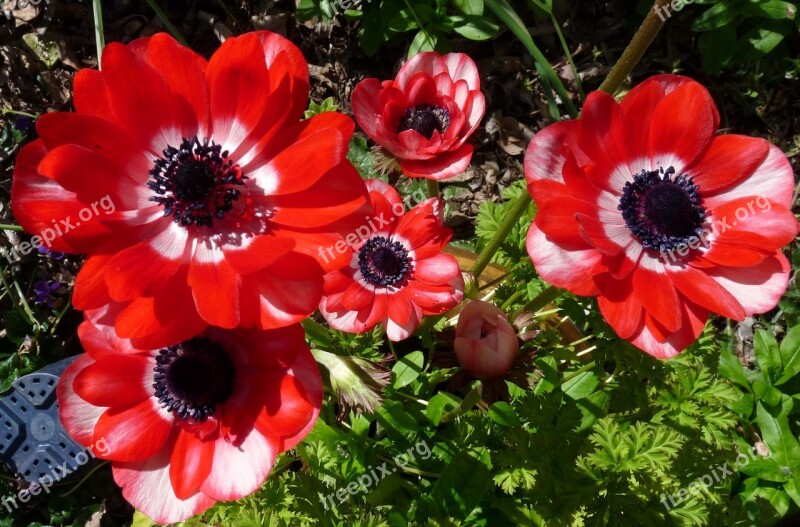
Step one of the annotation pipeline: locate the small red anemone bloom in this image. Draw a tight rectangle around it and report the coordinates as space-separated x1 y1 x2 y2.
319 179 464 341
12 31 369 348
525 75 799 359
58 314 321 524
351 52 485 180
454 300 519 379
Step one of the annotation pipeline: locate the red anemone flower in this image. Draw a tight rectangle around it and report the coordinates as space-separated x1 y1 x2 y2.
58 314 321 524
12 31 369 349
319 179 464 341
351 52 485 181
525 74 799 359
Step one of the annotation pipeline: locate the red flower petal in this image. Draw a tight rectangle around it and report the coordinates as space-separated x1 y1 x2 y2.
685 135 770 193
93 398 173 462
648 81 719 170
199 430 278 501
526 224 604 296
57 354 106 447
73 354 151 408
169 430 215 500
397 142 473 180
113 436 217 525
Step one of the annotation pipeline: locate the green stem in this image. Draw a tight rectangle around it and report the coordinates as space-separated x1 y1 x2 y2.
0 224 23 232
426 179 440 200
144 0 189 46
515 285 563 317
471 192 531 280
91 0 105 68
598 0 671 95
550 13 585 102
1 108 37 119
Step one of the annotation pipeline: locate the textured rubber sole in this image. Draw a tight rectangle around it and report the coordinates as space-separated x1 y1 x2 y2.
0 356 96 483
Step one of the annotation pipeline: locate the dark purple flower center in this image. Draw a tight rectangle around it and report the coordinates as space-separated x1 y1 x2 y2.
153 338 236 423
618 166 707 252
148 137 247 228
358 236 411 287
398 104 451 139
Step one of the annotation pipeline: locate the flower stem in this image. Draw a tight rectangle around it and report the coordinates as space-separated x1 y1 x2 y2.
0 224 23 232
515 285 563 317
561 361 596 384
426 179 440 200
91 0 105 68
471 192 531 280
598 0 672 95
143 0 189 46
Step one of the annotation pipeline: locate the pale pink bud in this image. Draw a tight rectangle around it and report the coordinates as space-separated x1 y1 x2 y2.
454 300 519 379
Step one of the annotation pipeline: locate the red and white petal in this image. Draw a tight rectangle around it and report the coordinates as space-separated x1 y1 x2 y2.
139 33 211 136
397 143 473 180
352 78 404 153
79 304 148 356
384 294 422 341
199 431 279 501
72 354 152 408
93 398 173 462
647 81 719 171
684 135 770 194
527 224 605 297
414 253 461 286
57 354 105 447
99 42 196 155
524 120 583 188
707 252 791 317
113 435 217 525
206 33 274 153
703 143 796 210
669 266 746 321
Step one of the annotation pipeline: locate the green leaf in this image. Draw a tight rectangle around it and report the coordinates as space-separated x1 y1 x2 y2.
427 391 459 425
2 311 31 345
359 4 383 56
452 15 500 40
131 511 157 527
488 401 521 427
738 457 791 483
755 401 800 483
430 448 492 519
561 370 599 400
392 351 425 389
692 2 740 31
452 0 484 15
408 29 439 57
719 344 752 390
754 329 782 383
777 324 800 384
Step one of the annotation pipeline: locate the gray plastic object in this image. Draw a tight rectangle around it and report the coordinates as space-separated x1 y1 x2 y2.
0 356 96 483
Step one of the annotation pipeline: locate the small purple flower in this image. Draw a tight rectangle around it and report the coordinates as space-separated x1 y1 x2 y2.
13 116 35 136
33 280 61 308
37 244 65 260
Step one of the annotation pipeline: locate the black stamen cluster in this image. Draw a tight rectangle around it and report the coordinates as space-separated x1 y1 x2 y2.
618 166 707 253
358 236 411 287
152 337 236 423
397 104 451 139
148 137 246 228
